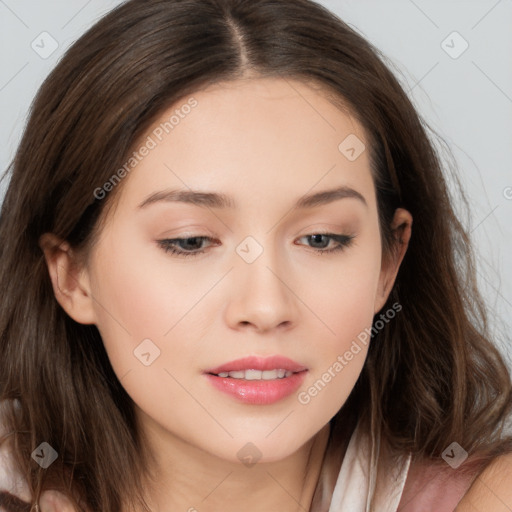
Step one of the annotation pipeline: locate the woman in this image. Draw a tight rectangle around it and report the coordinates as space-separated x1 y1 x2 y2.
0 0 511 510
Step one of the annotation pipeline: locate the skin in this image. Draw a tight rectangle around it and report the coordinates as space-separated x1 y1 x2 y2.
40 77 413 512
455 455 512 511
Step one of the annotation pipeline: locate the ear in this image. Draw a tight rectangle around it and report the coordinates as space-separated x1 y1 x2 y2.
374 208 412 313
39 233 97 325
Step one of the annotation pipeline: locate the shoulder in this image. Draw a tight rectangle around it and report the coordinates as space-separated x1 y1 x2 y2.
455 451 512 511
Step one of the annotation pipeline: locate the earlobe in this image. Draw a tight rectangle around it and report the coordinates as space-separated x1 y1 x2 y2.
39 233 97 325
374 208 413 313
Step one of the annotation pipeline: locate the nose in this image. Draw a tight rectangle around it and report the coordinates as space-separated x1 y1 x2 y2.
224 240 299 334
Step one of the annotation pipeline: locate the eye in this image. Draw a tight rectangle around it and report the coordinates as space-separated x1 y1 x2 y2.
296 233 354 255
157 236 216 258
156 232 355 258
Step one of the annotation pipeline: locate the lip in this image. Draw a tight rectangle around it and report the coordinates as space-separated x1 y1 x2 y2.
203 356 308 405
204 356 308 375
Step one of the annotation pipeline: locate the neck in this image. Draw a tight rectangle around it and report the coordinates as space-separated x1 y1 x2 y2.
136 415 332 512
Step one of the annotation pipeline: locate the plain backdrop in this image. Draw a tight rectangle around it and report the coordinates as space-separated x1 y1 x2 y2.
0 0 511 365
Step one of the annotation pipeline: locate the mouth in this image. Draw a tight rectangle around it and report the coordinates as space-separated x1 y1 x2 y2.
203 356 308 405
209 369 299 380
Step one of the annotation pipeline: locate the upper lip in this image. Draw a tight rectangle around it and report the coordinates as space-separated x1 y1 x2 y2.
205 356 308 375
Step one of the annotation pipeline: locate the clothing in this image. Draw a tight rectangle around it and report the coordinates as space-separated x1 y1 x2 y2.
0 430 31 511
327 421 410 511
0 413 30 505
326 420 480 511
0 409 480 512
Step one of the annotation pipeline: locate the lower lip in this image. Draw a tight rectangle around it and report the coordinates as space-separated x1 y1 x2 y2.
204 371 308 405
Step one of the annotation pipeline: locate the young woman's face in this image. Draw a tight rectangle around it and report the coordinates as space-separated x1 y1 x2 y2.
72 77 408 463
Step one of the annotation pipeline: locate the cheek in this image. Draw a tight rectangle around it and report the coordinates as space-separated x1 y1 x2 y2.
303 244 381 347
294 242 381 417
87 230 211 379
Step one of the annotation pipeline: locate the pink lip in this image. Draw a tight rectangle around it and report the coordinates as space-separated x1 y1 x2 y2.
204 355 307 374
204 356 308 405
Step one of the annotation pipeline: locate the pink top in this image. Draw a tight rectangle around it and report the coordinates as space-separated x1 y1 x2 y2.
397 457 479 512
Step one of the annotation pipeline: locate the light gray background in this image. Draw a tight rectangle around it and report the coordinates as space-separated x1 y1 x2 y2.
1 0 511 363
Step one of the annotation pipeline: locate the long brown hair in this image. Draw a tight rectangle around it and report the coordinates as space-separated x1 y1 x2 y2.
1 0 511 510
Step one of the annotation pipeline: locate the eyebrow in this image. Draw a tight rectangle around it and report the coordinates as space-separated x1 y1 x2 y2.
137 185 367 210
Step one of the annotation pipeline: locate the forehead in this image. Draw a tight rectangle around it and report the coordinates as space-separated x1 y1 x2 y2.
107 76 376 216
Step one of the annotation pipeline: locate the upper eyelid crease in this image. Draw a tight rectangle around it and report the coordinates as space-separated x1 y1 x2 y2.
137 186 368 210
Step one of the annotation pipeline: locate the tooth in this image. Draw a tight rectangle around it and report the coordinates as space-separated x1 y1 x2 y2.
244 369 262 380
217 369 294 380
228 371 245 379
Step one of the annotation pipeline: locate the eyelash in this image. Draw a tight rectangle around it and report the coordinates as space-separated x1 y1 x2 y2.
157 233 355 258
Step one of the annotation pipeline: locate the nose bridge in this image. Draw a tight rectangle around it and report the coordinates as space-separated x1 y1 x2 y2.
226 233 297 331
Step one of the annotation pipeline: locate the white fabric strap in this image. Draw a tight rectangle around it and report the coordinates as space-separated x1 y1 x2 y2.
328 422 411 512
